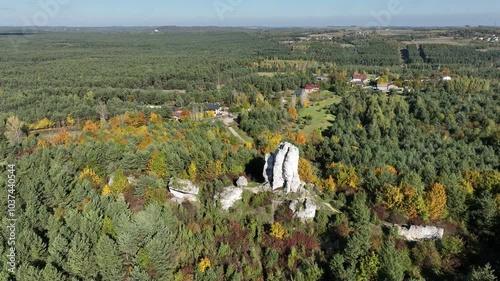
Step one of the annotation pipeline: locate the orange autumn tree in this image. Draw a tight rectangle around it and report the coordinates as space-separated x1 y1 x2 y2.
295 132 307 145
83 120 99 132
425 183 447 220
51 129 71 145
288 107 298 120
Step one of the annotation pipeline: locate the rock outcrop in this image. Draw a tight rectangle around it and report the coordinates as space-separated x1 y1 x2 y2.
168 178 199 203
263 142 303 193
396 225 444 241
289 199 317 221
216 187 243 210
236 176 248 187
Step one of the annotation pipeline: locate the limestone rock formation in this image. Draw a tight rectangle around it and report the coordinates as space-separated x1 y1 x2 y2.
168 178 199 203
396 225 444 241
289 199 317 221
263 142 303 193
236 176 248 187
216 187 243 210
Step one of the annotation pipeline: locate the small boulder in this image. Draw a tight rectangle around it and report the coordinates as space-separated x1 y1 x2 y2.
168 178 199 203
216 187 243 210
289 199 317 221
236 176 248 187
396 225 444 241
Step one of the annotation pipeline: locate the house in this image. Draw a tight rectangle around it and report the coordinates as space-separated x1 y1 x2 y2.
205 102 222 115
441 76 452 81
351 74 370 85
171 110 183 121
303 84 320 93
377 83 400 93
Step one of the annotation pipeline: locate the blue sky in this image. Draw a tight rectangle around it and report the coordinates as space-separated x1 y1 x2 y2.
0 0 499 27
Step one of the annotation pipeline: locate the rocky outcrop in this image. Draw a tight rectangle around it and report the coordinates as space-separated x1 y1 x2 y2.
263 142 303 193
236 176 248 187
289 199 317 221
168 178 199 203
396 225 444 241
216 187 243 210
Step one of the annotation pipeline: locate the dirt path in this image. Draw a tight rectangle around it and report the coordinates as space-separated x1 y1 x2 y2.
221 115 246 143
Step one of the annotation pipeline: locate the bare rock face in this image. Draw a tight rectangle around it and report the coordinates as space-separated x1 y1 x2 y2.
263 142 303 193
216 187 243 210
289 199 317 221
168 178 199 203
396 225 444 241
236 176 248 187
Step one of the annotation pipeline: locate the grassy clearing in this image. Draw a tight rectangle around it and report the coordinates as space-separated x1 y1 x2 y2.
298 96 342 135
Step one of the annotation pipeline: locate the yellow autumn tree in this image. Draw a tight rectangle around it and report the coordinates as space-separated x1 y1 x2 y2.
79 168 102 188
302 98 310 108
31 117 54 130
335 164 359 189
36 139 51 149
198 257 211 272
188 162 198 182
149 112 159 124
270 222 286 239
66 115 76 126
382 184 404 209
147 151 167 178
322 175 337 192
425 183 447 220
102 185 111 196
298 158 316 183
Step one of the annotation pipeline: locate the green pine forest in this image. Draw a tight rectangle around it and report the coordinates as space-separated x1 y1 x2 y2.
0 27 499 280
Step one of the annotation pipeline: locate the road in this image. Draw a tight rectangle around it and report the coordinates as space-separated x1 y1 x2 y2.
221 115 246 143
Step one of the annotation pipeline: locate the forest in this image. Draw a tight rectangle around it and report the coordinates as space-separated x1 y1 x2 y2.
0 27 499 281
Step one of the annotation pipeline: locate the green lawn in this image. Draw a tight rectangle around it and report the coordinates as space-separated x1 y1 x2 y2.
298 96 342 135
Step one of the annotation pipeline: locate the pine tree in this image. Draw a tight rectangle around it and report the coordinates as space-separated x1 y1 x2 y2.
95 235 124 281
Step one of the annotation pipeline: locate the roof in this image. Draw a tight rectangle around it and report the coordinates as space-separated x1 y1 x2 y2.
352 74 368 81
304 84 320 90
205 102 221 111
295 89 305 95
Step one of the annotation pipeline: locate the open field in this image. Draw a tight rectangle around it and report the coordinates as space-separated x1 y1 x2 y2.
402 37 473 46
299 96 342 134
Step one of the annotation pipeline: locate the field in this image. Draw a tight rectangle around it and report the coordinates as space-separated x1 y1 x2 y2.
298 96 342 134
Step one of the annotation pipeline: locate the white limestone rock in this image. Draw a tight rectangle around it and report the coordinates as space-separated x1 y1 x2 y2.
263 142 303 193
289 199 317 221
168 178 199 203
236 176 248 187
216 187 244 210
396 225 444 241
